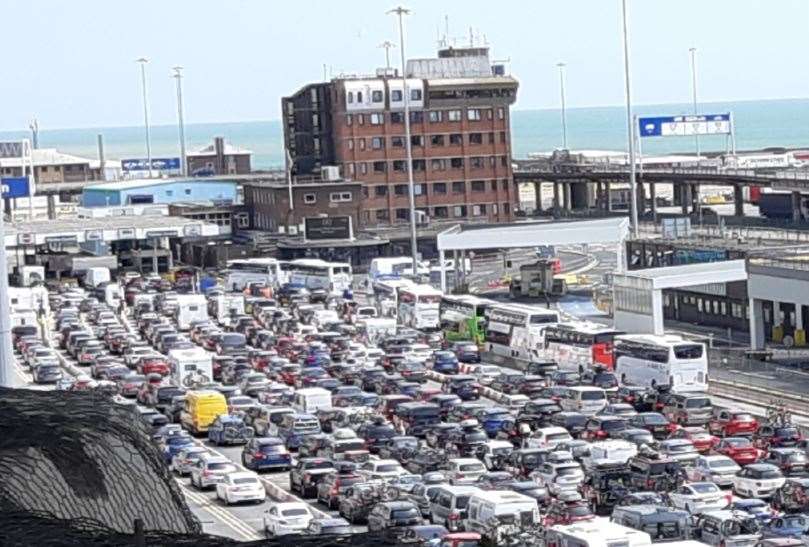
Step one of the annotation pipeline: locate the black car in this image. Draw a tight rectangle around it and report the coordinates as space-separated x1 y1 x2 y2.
549 411 589 438
451 342 480 363
442 375 480 401
447 427 489 457
518 398 562 429
356 421 397 454
582 415 629 441
548 370 581 386
628 412 674 440
289 457 336 498
394 402 441 437
377 436 420 461
627 454 684 491
316 472 364 510
424 423 462 449
489 372 526 395
367 501 423 532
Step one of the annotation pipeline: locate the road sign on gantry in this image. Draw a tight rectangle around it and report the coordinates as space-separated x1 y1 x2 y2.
638 114 731 138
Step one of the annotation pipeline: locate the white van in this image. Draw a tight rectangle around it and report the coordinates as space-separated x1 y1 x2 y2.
312 309 339 328
547 518 653 547
560 386 607 415
209 294 246 326
292 387 332 413
175 294 208 330
583 440 638 471
85 267 111 288
466 490 540 543
104 283 123 308
168 347 213 387
19 265 45 287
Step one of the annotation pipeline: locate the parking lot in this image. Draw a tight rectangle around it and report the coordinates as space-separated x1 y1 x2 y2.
13 266 809 546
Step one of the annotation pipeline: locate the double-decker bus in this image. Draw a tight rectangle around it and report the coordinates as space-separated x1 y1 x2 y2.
365 257 429 294
288 259 353 295
614 334 707 392
483 303 559 363
439 294 493 346
225 258 287 291
397 284 443 330
541 322 624 371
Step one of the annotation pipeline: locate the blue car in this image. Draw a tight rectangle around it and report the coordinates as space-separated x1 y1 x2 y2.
763 515 809 538
207 415 254 446
241 437 292 471
431 351 459 374
162 433 195 463
732 499 775 523
478 407 513 438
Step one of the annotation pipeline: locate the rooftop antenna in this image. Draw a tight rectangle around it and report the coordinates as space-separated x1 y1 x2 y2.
444 15 449 45
379 41 396 70
469 26 474 47
323 63 327 81
29 119 39 149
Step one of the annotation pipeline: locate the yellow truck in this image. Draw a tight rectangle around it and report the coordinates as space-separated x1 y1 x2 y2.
181 391 227 435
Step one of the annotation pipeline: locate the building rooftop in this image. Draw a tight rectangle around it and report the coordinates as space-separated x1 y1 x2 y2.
0 148 121 169
188 142 252 157
84 177 240 192
631 234 809 254
407 55 493 79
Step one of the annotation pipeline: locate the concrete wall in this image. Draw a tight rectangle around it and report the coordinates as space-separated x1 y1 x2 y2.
749 272 809 307
83 181 238 207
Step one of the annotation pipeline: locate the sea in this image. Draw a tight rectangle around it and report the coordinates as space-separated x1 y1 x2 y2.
2 98 807 171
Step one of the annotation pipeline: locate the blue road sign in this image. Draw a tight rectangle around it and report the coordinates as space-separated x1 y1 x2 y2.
638 113 731 138
0 177 30 198
121 157 181 172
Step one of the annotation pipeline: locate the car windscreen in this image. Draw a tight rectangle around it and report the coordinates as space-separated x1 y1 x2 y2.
581 390 605 401
281 508 309 517
376 464 400 472
673 344 703 359
392 508 420 519
685 397 711 409
208 463 237 473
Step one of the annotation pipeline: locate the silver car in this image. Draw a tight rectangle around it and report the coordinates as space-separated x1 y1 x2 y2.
170 446 209 476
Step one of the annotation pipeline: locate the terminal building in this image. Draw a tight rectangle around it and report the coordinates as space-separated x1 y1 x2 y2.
283 43 519 228
81 178 240 207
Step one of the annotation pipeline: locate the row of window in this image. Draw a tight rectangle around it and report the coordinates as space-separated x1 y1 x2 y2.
363 179 510 199
346 107 506 127
1 165 84 175
346 156 509 177
347 131 507 151
347 88 422 104
365 202 511 222
301 191 353 205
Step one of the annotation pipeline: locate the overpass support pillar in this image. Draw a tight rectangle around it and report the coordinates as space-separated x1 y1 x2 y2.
792 191 802 222
562 183 571 212
681 185 692 214
46 195 56 220
552 183 560 213
649 183 657 221
636 182 646 217
439 249 446 293
533 182 542 213
690 184 700 215
734 185 744 217
749 298 766 350
605 182 612 211
673 185 682 206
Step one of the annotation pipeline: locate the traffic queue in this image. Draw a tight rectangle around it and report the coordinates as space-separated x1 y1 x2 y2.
21 268 809 547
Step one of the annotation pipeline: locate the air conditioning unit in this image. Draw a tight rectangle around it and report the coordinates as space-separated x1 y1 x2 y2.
17 233 35 245
321 165 340 181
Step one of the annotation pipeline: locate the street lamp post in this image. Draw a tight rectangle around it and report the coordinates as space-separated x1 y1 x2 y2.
136 58 153 177
557 62 568 150
173 66 188 177
379 41 396 71
689 47 700 158
389 5 419 275
620 0 639 238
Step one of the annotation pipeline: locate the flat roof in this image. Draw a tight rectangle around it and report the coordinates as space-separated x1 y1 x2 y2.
85 177 239 192
614 259 747 290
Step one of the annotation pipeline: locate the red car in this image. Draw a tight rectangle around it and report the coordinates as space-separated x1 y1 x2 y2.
439 533 482 547
543 497 595 527
137 356 170 376
278 364 301 386
416 387 442 401
714 436 763 465
669 426 719 453
709 410 759 437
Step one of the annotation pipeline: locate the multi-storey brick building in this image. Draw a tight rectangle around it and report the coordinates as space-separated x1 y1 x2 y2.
283 45 519 227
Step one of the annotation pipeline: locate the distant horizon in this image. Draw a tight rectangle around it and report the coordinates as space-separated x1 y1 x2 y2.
2 95 807 134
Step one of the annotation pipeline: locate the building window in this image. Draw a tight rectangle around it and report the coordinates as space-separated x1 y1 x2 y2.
471 180 486 192
410 111 423 123
498 107 505 119
500 131 506 143
394 184 408 196
503 202 510 214
347 91 354 104
359 138 366 151
433 182 447 194
452 181 465 194
392 89 403 102
489 156 496 168
348 163 356 176
467 109 482 121
375 209 389 221
372 90 383 103
490 180 497 191
431 134 445 146
472 205 482 216
434 206 448 218
450 158 464 169
411 89 422 101
448 110 462 122
330 191 352 203
371 137 384 149
396 208 409 221
500 156 508 167
373 161 386 173
185 188 192 195
488 132 495 144
357 91 363 103
370 113 384 125
453 205 467 217
411 135 424 147
486 109 493 120
429 111 442 123
357 114 364 125
303 193 316 204
391 136 405 147
492 203 499 214
346 114 353 126
348 139 354 150
469 133 483 145
375 186 387 197
166 190 174 196
390 112 403 124
412 159 425 172
362 186 368 198
501 179 509 190
430 158 446 171
360 163 368 175
449 133 463 146
470 157 484 169
392 160 407 172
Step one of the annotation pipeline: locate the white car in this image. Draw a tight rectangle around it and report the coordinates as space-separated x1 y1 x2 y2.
668 482 730 514
687 455 741 488
658 439 700 466
732 463 786 498
470 365 501 386
447 458 487 485
404 343 432 363
357 459 406 481
189 455 238 490
531 460 585 495
215 471 266 505
524 427 573 450
263 502 314 536
170 446 209 476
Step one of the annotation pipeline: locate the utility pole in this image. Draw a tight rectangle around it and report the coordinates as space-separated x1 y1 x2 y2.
620 0 639 238
172 66 188 177
389 5 419 274
557 62 568 150
136 58 153 177
379 41 396 70
29 119 39 149
689 47 700 158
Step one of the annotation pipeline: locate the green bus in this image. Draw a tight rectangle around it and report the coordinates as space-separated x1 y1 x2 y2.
439 294 493 346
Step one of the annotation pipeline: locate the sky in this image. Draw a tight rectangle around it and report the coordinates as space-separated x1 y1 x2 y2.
2 0 808 131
